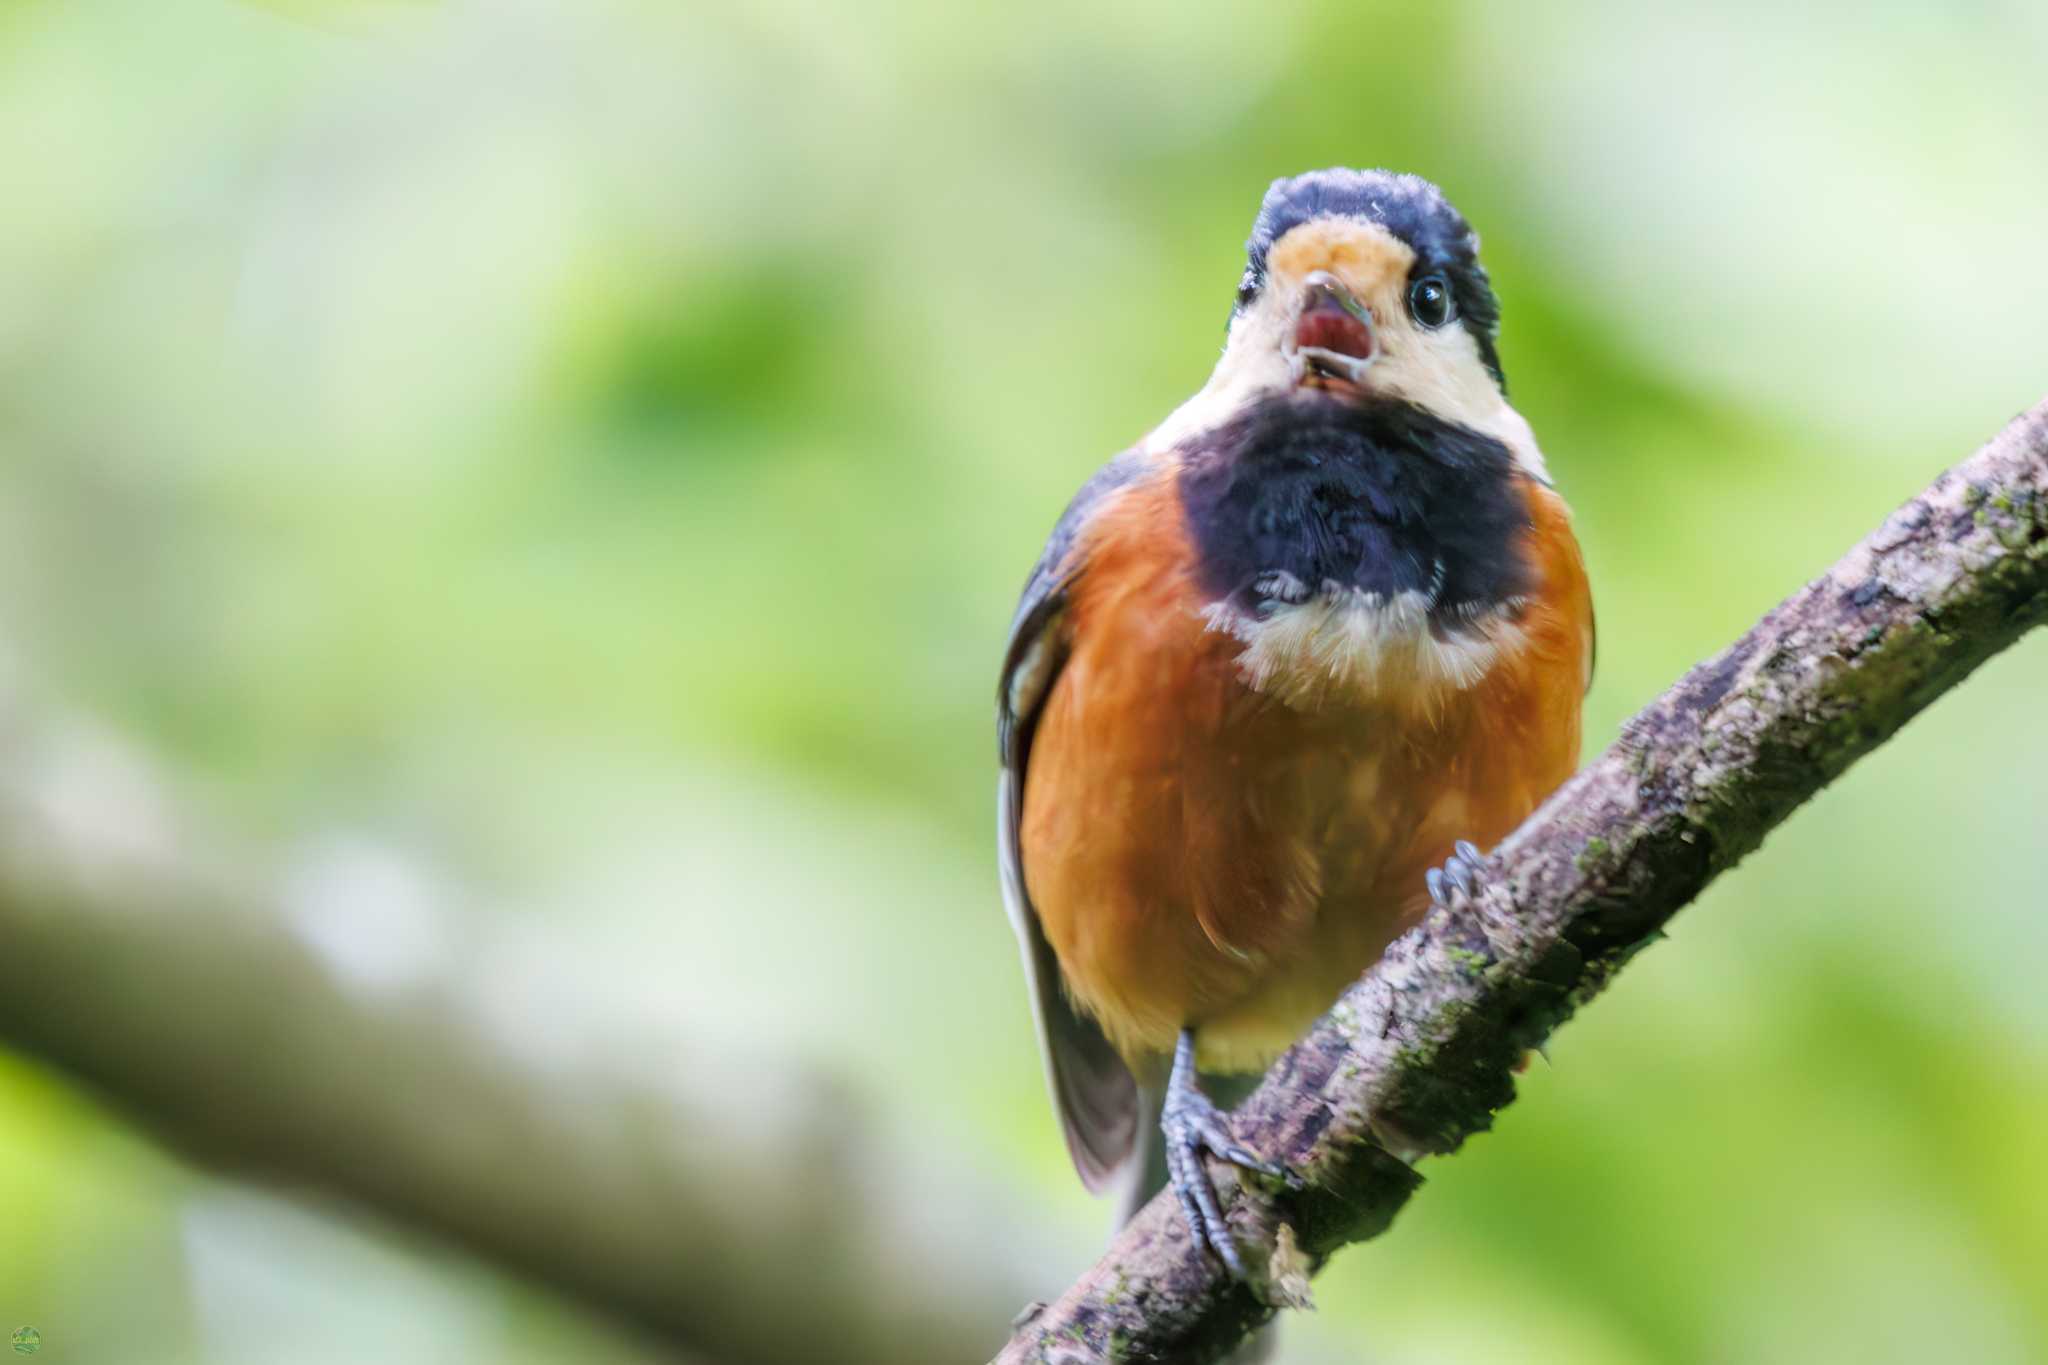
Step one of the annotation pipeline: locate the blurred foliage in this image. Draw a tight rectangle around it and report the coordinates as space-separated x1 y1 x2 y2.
1 0 2045 1361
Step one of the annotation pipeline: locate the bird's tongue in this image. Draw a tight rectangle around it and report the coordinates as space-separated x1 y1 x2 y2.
1295 306 1375 361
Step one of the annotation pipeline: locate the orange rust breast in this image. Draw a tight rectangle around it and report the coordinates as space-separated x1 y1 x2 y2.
1018 465 1592 1073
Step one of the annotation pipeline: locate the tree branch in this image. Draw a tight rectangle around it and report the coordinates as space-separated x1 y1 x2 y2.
996 398 2048 1364
0 713 1043 1364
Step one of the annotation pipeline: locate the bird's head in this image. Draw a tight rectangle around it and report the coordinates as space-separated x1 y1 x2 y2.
1150 169 1533 468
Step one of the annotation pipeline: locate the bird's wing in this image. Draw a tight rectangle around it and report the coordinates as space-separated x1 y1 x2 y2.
998 452 1148 1191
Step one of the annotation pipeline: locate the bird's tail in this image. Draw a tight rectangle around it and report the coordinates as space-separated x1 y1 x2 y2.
1111 1079 1170 1232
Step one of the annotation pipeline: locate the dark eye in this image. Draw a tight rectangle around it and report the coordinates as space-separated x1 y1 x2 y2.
1408 273 1455 328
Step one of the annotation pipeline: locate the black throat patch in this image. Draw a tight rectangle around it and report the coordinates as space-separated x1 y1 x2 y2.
1176 394 1533 624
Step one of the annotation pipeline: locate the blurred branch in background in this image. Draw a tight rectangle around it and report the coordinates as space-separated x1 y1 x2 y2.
1000 399 2048 1364
0 696 1042 1363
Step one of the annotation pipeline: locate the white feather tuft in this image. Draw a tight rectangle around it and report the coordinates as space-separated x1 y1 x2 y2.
1203 589 1524 715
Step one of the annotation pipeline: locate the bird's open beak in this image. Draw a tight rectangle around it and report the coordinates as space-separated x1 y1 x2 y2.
1289 270 1377 388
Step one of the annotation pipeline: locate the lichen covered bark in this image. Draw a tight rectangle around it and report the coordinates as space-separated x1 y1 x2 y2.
996 400 2048 1365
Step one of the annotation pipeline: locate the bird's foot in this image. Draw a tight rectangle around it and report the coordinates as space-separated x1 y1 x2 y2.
1162 1029 1303 1280
1425 838 1489 911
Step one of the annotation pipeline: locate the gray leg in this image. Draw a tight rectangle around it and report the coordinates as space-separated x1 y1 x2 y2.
1160 1027 1302 1279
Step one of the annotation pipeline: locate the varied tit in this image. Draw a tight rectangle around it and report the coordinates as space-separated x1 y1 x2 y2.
996 169 1593 1275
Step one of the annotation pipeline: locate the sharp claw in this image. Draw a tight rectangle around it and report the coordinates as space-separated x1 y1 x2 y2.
1220 1145 1294 1183
1446 861 1474 898
1454 838 1482 865
1426 867 1448 907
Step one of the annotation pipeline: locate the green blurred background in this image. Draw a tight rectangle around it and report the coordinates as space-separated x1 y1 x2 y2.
2 0 2045 1360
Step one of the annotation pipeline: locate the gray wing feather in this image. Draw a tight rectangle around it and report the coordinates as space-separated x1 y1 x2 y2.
998 453 1147 1191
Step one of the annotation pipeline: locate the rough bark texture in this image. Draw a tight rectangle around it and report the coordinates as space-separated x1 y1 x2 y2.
997 399 2048 1365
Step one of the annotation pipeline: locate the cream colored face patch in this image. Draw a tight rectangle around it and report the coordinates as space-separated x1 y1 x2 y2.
1266 218 1416 296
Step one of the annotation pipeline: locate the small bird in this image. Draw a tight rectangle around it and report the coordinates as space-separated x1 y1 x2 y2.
997 169 1593 1274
